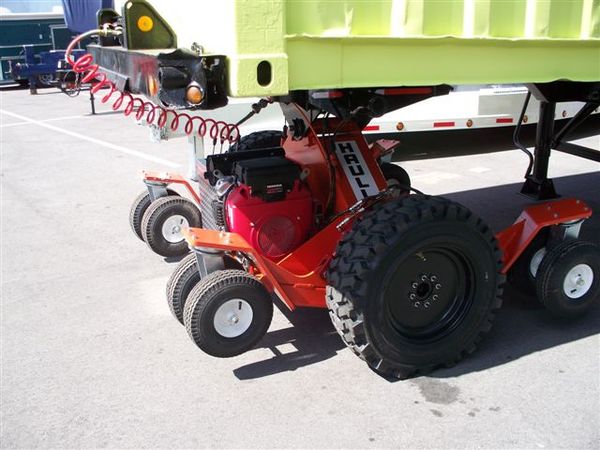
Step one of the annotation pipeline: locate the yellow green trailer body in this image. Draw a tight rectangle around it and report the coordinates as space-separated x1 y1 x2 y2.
112 0 600 97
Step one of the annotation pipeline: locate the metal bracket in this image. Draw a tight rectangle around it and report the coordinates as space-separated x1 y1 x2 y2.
193 247 226 277
143 181 169 201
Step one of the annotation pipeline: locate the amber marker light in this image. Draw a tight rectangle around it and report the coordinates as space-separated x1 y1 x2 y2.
147 75 158 96
186 83 204 105
137 15 154 32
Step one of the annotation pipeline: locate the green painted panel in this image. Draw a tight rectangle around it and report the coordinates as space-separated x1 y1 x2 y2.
142 0 600 96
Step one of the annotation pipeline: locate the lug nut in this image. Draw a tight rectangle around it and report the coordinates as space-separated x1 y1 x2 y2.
409 293 416 300
424 301 430 308
411 282 419 289
432 294 439 301
430 276 438 282
414 301 421 308
435 284 442 290
421 275 428 281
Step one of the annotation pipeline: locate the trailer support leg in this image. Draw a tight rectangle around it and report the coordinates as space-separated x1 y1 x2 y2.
520 101 559 200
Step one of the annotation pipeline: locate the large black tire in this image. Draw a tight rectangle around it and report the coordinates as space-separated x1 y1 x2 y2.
183 270 273 357
129 189 178 241
381 162 411 194
166 254 244 325
535 240 600 319
327 195 504 379
508 228 550 297
141 196 201 257
229 130 282 152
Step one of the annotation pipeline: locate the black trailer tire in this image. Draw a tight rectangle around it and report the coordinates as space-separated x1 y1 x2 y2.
129 189 178 241
327 195 504 379
229 130 282 152
36 73 54 88
508 228 550 297
183 270 273 357
141 196 201 257
535 240 600 319
381 163 411 194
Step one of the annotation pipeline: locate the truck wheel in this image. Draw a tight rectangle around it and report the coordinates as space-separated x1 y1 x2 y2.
508 228 549 297
327 195 504 378
129 189 178 241
183 270 273 357
535 240 600 319
141 196 201 257
36 73 54 88
229 130 282 152
381 163 411 193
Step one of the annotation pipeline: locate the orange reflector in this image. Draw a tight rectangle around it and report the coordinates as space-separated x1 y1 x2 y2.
148 75 158 96
186 85 204 104
466 119 473 127
396 122 404 131
137 15 154 32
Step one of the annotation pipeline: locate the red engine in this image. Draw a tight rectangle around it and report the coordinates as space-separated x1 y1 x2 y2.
220 155 314 259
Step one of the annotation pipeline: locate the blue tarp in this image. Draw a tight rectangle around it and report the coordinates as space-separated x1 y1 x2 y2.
61 0 114 33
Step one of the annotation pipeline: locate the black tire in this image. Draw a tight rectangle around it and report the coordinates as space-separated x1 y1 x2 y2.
167 254 245 325
381 163 411 193
129 189 178 241
183 270 273 357
35 73 54 88
326 195 504 379
508 228 550 297
141 196 201 257
167 253 202 324
535 240 600 319
229 130 282 152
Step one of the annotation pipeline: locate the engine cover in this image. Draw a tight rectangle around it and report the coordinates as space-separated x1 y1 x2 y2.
225 181 313 259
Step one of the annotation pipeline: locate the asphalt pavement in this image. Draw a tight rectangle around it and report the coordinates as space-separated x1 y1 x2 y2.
1 85 599 449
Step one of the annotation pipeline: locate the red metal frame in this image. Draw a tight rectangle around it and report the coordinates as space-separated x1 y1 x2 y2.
142 170 201 205
166 120 593 311
496 198 592 273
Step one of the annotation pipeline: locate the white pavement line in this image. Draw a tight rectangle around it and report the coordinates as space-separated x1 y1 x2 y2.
0 109 180 168
0 114 93 128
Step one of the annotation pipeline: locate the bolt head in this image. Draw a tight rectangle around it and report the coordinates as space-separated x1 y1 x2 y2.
435 284 442 290
421 275 428 281
411 282 419 289
424 301 430 308
409 293 416 300
414 301 421 308
430 275 438 282
432 294 439 301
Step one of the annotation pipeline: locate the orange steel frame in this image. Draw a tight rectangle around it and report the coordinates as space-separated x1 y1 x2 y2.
145 120 593 311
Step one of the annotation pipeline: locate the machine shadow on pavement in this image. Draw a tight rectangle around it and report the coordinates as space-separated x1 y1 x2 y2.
234 171 600 381
233 305 346 380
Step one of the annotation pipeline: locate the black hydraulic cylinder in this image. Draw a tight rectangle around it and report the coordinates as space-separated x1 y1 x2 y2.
520 101 559 200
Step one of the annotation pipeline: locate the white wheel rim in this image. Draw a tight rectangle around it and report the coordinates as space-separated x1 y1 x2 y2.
213 299 253 338
562 264 594 299
529 248 547 278
161 215 189 243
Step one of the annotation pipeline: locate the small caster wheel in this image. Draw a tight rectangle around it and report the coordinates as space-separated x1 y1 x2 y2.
141 196 201 257
536 240 600 319
508 229 549 297
167 253 202 324
183 270 273 357
381 163 410 194
167 255 243 325
129 189 178 241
